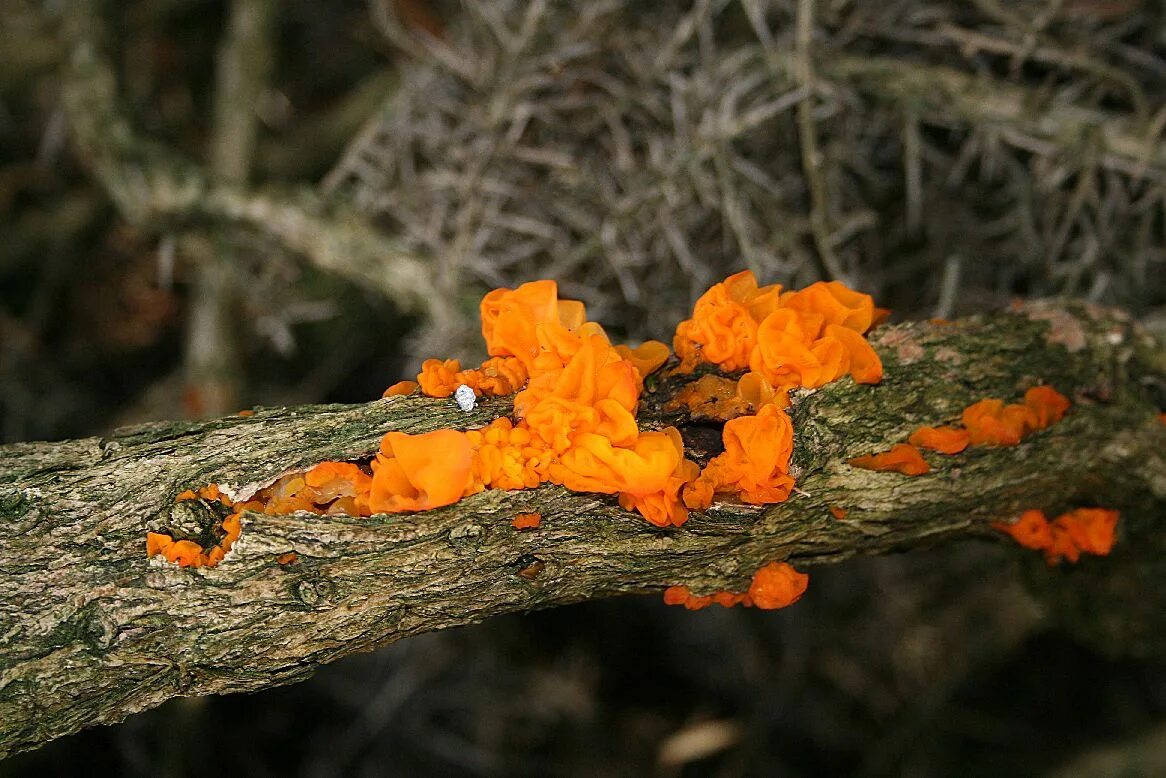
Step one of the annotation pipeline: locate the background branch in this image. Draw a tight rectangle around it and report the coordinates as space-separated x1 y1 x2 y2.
59 0 439 316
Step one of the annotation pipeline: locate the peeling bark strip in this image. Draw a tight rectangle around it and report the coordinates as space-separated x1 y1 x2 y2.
1 303 1164 758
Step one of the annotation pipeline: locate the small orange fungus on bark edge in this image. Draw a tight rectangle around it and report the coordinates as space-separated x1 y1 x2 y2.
663 562 809 612
848 443 930 476
512 512 541 529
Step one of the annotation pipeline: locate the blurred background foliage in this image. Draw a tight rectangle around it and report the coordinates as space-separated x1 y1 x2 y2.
1 0 1165 774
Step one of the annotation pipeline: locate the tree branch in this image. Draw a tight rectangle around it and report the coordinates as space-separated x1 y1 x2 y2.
59 0 439 314
1 303 1163 758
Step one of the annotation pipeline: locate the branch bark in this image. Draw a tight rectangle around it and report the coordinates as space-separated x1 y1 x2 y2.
1 303 1164 758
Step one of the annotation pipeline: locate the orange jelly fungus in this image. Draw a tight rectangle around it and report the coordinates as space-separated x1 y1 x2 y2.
663 561 809 611
908 426 970 455
512 512 541 529
829 506 848 520
898 385 1071 466
383 380 419 397
961 385 1071 447
848 443 930 476
993 507 1118 565
147 484 244 568
153 272 887 571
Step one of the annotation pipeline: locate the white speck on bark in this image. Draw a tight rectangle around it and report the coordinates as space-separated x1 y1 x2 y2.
454 384 477 412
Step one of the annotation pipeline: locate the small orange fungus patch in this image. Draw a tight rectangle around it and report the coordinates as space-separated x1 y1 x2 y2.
148 484 247 568
383 380 418 397
962 385 1071 446
371 429 475 512
829 506 848 520
512 512 541 530
908 426 970 454
993 509 1053 551
896 385 1070 466
663 561 809 611
993 507 1118 565
237 409 255 417
276 552 298 565
747 562 810 609
849 443 930 476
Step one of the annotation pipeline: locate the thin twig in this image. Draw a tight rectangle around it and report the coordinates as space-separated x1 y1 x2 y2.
795 0 847 282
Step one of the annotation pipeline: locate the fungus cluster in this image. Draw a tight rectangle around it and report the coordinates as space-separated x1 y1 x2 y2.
671 273 885 412
147 485 241 568
147 272 897 610
848 385 1072 476
993 507 1119 564
663 562 809 611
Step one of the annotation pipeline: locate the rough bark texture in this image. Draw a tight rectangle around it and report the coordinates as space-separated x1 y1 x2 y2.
1 303 1164 759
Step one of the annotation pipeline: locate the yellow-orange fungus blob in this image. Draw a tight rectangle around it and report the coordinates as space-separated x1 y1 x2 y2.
992 509 1053 551
480 279 562 368
962 399 1028 446
613 340 670 379
305 461 372 515
892 385 1069 463
994 507 1118 565
370 429 474 512
146 532 173 558
147 484 249 568
417 358 463 398
1023 385 1070 430
1052 508 1118 559
663 561 808 611
825 324 883 384
169 540 205 567
473 357 528 396
673 270 778 373
782 280 877 333
684 404 796 509
512 512 541 529
673 272 882 391
735 372 790 410
277 552 298 565
383 380 419 397
829 506 847 520
848 443 930 476
747 562 810 610
908 425 971 454
957 386 1071 447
